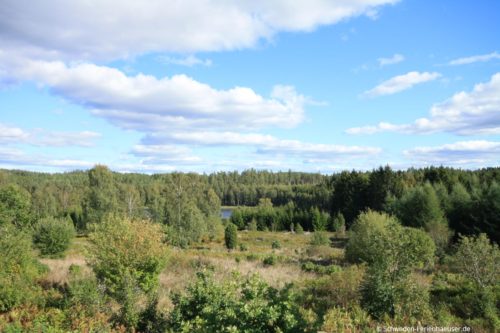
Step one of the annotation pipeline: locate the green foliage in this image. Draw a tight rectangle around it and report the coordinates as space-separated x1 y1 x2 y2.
271 240 281 249
311 207 328 231
0 184 32 228
166 201 206 248
430 272 500 330
65 264 105 316
321 305 372 332
345 210 399 265
301 262 342 275
263 254 277 266
33 217 76 256
83 165 119 227
248 218 258 231
87 217 168 328
230 208 244 229
345 210 435 271
0 225 43 311
224 223 238 250
298 266 365 319
392 183 445 228
295 223 304 234
331 212 345 235
360 265 395 319
346 211 436 320
168 272 308 332
310 231 330 246
239 243 248 251
452 233 499 288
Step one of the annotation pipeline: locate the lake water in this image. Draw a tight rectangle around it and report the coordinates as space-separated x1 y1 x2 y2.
220 208 233 219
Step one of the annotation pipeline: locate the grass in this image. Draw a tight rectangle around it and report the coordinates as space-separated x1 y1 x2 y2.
39 230 343 306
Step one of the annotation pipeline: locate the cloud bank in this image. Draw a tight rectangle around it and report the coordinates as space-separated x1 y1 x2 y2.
0 0 399 61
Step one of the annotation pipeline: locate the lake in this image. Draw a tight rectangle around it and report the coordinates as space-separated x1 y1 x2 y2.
220 208 233 219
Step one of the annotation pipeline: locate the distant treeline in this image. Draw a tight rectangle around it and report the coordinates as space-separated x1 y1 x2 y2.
0 166 499 242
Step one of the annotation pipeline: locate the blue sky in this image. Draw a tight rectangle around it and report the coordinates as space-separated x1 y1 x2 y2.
0 0 499 173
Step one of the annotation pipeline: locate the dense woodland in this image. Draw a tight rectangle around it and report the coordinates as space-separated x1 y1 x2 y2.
0 165 499 332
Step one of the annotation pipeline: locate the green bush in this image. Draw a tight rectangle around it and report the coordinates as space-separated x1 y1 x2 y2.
224 223 238 250
310 231 330 246
248 218 258 231
295 223 304 234
0 225 44 311
271 240 281 249
33 217 76 256
239 243 248 251
168 272 308 332
87 217 169 328
331 212 346 235
298 265 365 318
263 255 277 266
301 261 342 275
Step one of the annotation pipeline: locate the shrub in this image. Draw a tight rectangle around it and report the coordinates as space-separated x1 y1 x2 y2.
295 223 304 234
0 184 33 228
65 264 105 316
452 233 499 288
345 210 399 264
0 225 43 311
321 306 372 332
331 212 346 235
248 218 258 231
87 217 169 328
310 231 329 246
33 217 76 256
224 223 238 250
168 272 308 332
263 255 277 266
301 261 342 275
299 265 365 317
239 243 248 251
271 240 281 249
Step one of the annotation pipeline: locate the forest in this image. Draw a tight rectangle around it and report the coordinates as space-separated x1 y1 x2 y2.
0 165 499 332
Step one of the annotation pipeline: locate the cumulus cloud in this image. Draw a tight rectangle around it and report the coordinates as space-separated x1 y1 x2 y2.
404 140 500 167
348 73 500 135
377 53 404 66
448 51 500 66
362 71 441 97
0 54 306 131
0 122 101 147
0 0 399 61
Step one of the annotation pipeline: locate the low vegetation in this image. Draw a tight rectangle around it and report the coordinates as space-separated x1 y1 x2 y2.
0 165 498 332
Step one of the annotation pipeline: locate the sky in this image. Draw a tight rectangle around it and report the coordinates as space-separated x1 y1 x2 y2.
0 0 499 174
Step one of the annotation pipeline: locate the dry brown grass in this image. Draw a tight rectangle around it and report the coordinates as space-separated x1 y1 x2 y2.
40 256 89 285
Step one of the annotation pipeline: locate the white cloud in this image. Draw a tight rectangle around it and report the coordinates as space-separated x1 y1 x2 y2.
0 123 30 143
0 147 95 170
0 0 399 61
0 54 306 131
0 122 101 147
362 71 441 97
377 53 404 66
348 73 500 135
157 55 212 67
34 130 101 147
404 140 500 167
131 144 202 164
141 131 381 162
448 51 500 66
